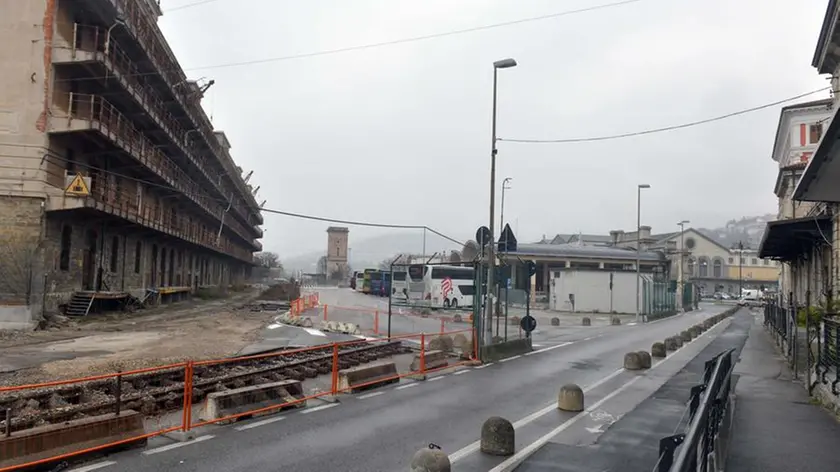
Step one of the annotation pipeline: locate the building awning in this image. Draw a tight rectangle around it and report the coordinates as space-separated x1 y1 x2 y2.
758 216 832 261
794 101 840 202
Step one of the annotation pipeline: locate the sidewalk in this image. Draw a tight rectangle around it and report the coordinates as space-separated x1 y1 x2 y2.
727 313 840 472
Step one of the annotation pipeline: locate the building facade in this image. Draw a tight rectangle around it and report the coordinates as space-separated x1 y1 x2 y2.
325 227 349 278
0 0 262 324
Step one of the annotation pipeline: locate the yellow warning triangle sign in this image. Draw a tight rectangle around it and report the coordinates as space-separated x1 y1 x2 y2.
65 173 90 196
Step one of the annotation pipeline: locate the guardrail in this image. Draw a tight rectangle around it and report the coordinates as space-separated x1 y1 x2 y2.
656 348 736 472
0 324 475 471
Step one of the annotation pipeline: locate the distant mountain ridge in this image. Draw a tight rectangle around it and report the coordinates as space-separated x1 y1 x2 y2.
697 214 774 250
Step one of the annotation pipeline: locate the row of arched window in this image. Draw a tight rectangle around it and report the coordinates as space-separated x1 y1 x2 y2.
684 257 724 278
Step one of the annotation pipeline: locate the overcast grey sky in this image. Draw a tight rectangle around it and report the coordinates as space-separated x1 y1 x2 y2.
159 0 829 257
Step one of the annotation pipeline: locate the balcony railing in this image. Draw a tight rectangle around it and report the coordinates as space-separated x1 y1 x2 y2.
54 92 258 250
61 23 259 231
102 1 263 224
83 174 254 262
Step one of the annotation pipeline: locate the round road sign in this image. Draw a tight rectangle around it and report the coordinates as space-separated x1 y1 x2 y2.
520 315 537 333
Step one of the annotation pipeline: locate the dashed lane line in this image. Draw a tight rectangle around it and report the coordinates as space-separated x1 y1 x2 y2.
474 362 494 369
428 375 447 381
499 355 522 363
453 370 470 375
234 415 287 431
395 383 419 390
301 403 339 415
142 435 215 455
67 461 117 472
357 391 386 400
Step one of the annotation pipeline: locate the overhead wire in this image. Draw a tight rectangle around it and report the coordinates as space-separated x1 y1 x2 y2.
53 0 644 83
0 149 467 247
164 0 221 12
499 87 833 144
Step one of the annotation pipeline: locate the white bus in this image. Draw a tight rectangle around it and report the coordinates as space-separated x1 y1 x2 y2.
408 264 475 309
390 269 408 300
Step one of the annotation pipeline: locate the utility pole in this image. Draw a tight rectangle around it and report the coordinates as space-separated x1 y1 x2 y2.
735 240 745 295
635 184 650 323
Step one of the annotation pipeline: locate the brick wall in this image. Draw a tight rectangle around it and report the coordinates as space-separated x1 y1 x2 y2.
0 196 44 306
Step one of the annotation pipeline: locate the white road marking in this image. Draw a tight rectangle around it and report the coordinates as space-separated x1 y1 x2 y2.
428 375 446 381
583 336 594 341
526 341 573 355
67 461 117 472
266 323 282 330
357 391 386 400
453 370 470 375
395 383 419 390
474 362 494 369
627 322 638 326
142 435 214 455
234 415 286 431
488 375 643 472
499 355 522 363
302 327 326 337
451 317 730 465
301 403 339 414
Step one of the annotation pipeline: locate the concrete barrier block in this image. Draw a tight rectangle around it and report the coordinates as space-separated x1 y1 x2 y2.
550 317 560 326
637 351 652 369
199 379 305 425
688 326 700 338
338 362 399 393
410 350 448 372
557 384 584 412
0 410 146 469
651 342 667 358
624 352 643 370
610 316 621 326
452 333 468 348
480 416 515 456
460 341 474 360
664 337 678 351
480 338 533 362
508 316 521 326
411 446 451 472
583 317 592 326
673 335 684 348
429 335 454 353
680 330 692 342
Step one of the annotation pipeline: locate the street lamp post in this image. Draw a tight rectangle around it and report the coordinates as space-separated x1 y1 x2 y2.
678 220 690 310
734 241 745 296
636 184 650 323
486 58 517 345
104 16 127 55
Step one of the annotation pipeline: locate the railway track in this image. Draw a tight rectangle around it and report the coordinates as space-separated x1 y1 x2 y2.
0 341 409 432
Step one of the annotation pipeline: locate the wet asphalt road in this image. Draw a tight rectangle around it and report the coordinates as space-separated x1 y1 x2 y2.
85 303 732 472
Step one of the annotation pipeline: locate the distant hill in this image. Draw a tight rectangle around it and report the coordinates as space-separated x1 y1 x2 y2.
282 231 463 274
697 214 774 250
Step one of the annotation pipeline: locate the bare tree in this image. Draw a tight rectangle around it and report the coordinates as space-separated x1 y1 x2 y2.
254 251 281 269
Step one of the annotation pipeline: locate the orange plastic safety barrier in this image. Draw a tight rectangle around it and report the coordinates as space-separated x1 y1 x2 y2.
0 323 475 472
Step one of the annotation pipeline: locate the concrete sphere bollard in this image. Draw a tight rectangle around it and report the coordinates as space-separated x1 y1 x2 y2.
624 352 643 370
673 335 684 348
694 324 704 333
551 317 561 326
557 384 584 412
410 447 451 472
492 336 504 344
688 326 699 338
582 317 592 326
480 417 515 456
610 316 621 326
680 330 692 342
664 337 678 351
453 314 462 323
637 351 652 369
452 333 468 348
651 342 667 358
509 316 521 325
429 337 445 351
461 341 474 359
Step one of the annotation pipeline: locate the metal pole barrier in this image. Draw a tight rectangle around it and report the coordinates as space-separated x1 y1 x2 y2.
420 333 426 374
324 304 328 321
473 327 479 360
185 361 194 431
440 318 444 335
375 310 379 335
5 408 11 437
115 371 122 416
331 343 339 395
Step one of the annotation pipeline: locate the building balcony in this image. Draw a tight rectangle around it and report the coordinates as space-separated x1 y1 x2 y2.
81 0 264 226
52 22 261 234
50 182 254 263
49 92 260 251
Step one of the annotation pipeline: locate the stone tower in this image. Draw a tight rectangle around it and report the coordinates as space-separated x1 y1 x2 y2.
326 227 349 278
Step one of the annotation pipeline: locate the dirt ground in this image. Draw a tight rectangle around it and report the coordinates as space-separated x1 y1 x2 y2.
0 289 283 387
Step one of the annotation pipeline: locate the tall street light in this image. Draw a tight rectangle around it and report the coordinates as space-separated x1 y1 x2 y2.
636 184 651 323
486 58 517 345
678 220 690 310
733 241 745 296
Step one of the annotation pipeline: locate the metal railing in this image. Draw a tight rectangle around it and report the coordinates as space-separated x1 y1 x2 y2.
55 92 257 256
815 317 840 395
657 349 736 472
105 0 263 225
